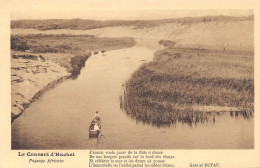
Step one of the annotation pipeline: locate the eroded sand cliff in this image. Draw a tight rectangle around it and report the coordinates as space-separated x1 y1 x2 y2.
11 52 70 122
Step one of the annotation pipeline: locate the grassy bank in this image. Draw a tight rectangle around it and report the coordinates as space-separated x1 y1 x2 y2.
11 34 135 77
122 46 254 127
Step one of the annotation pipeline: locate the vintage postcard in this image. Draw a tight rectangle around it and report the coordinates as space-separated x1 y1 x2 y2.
0 0 260 167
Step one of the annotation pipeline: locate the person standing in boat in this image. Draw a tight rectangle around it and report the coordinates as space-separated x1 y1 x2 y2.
94 111 100 121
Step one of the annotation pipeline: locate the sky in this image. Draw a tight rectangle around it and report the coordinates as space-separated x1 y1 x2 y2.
1 0 254 20
11 9 253 20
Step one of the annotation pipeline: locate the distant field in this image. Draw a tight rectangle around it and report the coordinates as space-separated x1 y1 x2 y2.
12 34 135 53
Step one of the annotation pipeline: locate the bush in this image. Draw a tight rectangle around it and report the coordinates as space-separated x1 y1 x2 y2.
11 36 29 51
70 51 91 77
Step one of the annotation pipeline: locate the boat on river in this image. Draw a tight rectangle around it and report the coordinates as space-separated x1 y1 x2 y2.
89 119 101 137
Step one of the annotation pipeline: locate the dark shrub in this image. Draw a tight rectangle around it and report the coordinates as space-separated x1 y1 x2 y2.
11 36 29 51
70 51 91 78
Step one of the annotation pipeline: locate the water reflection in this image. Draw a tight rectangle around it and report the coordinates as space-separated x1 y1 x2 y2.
120 90 254 128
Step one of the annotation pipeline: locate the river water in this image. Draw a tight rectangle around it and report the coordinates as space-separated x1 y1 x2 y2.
11 39 254 149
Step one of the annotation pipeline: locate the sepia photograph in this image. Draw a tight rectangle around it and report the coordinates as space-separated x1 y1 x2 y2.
1 0 260 167
9 9 255 150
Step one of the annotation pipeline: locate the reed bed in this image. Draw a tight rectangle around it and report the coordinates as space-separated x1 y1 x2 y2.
120 47 254 127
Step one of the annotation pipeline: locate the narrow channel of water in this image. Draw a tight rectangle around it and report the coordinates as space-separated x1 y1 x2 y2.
11 40 253 149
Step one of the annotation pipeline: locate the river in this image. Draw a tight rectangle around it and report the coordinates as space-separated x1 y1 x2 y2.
11 39 254 149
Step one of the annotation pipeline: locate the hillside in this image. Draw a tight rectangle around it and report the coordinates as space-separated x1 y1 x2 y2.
83 19 253 51
11 16 254 51
11 15 253 31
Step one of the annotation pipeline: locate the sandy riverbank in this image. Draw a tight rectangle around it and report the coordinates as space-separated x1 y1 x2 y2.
11 52 71 122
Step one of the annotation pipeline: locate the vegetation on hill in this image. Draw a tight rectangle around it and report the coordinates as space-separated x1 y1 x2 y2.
11 15 253 31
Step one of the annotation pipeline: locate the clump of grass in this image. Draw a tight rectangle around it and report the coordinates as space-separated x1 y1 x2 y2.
121 47 254 127
158 40 176 48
